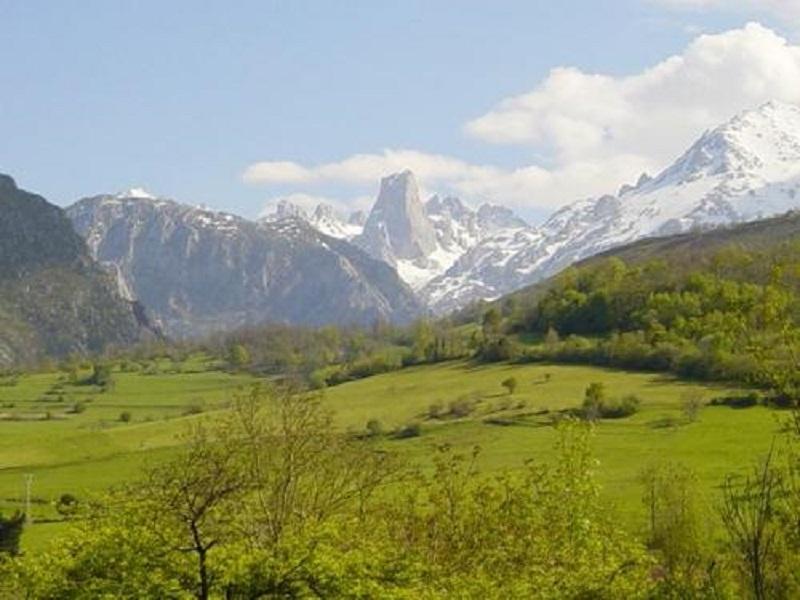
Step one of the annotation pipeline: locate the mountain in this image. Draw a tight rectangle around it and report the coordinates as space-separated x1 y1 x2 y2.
355 170 439 266
348 170 529 290
261 201 363 241
423 100 800 313
67 191 422 337
0 175 151 366
264 171 530 293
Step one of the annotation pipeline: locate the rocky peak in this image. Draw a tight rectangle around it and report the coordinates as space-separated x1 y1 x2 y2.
274 199 308 220
356 170 438 264
476 203 528 231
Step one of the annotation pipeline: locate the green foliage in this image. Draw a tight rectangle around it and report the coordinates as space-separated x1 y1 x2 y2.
500 376 517 395
503 242 800 398
0 412 657 598
365 418 384 437
55 494 79 518
394 422 422 439
0 511 24 556
226 343 250 369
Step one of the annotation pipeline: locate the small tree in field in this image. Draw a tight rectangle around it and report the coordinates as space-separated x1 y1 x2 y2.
501 376 518 396
682 391 703 423
583 382 606 421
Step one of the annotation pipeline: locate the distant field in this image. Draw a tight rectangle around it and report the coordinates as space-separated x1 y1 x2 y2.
0 356 257 550
0 357 783 551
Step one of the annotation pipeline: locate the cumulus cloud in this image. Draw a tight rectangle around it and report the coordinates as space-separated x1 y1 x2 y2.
466 23 800 163
244 23 800 214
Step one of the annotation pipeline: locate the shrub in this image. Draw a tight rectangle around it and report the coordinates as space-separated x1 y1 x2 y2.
709 393 760 409
427 401 444 419
119 411 132 423
448 396 477 418
681 391 704 422
501 376 518 395
394 422 422 439
55 493 79 517
600 395 641 419
365 419 384 437
183 403 204 416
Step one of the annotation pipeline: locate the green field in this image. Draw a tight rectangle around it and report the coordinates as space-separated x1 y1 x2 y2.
0 356 258 550
322 361 779 528
0 357 782 551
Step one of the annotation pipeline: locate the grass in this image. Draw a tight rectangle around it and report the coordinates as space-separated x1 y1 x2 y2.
321 360 778 528
0 356 783 551
0 356 257 550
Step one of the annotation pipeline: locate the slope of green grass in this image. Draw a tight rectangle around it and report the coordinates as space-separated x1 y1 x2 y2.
0 357 781 551
322 361 777 527
0 358 257 550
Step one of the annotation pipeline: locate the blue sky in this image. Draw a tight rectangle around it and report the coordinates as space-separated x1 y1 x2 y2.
1 1 797 222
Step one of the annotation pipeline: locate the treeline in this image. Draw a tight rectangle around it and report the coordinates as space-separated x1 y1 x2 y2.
481 241 800 398
200 320 474 387
4 383 800 598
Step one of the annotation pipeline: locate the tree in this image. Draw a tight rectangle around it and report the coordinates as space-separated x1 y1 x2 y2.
639 463 717 595
501 376 518 395
88 362 114 391
0 511 24 555
55 493 80 518
481 308 502 340
227 343 250 369
681 391 703 423
138 419 246 600
720 449 785 600
583 382 606 421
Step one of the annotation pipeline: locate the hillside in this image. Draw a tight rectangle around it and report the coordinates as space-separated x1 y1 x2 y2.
493 208 800 312
0 175 151 366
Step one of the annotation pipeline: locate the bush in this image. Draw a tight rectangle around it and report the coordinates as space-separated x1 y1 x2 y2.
365 419 384 437
681 391 704 422
427 402 444 419
599 395 641 419
709 393 760 409
68 402 86 414
119 411 132 423
183 403 205 416
448 396 477 418
581 385 640 420
501 376 518 395
55 493 79 517
394 422 422 439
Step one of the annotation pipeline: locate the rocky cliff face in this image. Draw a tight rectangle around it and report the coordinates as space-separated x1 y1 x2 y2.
67 192 422 337
0 175 150 365
355 170 438 264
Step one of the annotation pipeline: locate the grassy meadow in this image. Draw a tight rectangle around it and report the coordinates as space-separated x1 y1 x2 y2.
0 356 783 552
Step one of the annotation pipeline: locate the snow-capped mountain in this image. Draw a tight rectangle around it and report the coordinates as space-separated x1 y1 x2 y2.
261 200 363 240
67 192 422 336
351 170 529 290
265 170 530 292
422 100 800 312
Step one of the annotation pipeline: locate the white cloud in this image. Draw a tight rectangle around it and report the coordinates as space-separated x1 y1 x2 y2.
466 23 800 164
244 24 800 215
